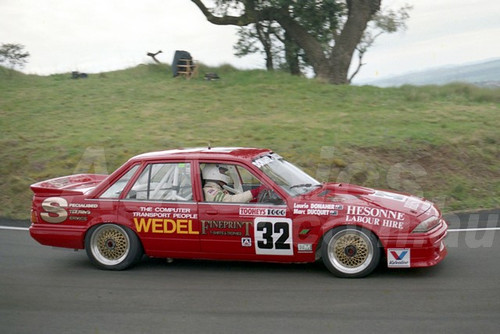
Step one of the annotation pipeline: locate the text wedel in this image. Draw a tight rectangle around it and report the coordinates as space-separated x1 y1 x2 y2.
134 218 199 234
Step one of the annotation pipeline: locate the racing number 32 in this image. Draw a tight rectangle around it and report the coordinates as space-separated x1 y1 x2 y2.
254 218 293 256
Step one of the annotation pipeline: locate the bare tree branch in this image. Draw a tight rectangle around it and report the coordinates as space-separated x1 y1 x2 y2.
146 50 163 64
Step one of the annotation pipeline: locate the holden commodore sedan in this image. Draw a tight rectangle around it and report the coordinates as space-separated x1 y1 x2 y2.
30 147 448 278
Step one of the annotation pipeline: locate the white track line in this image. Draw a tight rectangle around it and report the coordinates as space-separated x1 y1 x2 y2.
448 227 500 232
1 225 500 233
0 225 29 231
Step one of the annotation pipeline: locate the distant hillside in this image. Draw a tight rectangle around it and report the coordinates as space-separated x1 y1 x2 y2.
1 64 499 219
362 58 500 87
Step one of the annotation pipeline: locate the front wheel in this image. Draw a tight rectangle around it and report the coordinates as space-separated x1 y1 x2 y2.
85 224 143 270
321 226 380 278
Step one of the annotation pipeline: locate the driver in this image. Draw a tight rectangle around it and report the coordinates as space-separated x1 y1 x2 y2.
202 164 264 202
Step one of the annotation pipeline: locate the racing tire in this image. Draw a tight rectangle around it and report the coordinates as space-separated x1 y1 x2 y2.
85 224 143 270
321 226 380 278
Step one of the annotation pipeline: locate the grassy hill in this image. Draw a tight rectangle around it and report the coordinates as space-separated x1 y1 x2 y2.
1 64 499 219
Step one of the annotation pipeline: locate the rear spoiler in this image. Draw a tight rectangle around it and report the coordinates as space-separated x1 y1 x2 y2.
30 174 107 196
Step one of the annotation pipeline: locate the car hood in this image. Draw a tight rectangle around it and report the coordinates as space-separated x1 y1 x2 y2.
306 183 433 218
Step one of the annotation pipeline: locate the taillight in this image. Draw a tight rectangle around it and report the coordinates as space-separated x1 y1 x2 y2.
31 210 38 224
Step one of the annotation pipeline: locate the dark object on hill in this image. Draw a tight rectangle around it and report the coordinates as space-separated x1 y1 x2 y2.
172 50 194 77
204 73 220 81
72 71 88 79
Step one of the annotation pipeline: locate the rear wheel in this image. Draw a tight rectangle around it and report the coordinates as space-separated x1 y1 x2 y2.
321 226 380 278
85 224 143 270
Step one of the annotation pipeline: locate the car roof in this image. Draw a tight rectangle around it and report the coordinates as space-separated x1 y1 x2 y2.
130 147 272 163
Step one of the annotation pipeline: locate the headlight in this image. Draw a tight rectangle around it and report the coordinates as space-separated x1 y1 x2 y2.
412 216 440 233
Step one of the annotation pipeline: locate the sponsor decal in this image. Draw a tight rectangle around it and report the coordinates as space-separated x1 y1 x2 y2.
387 248 411 268
40 197 97 223
132 206 197 219
68 203 98 209
373 191 406 202
404 197 422 211
239 207 286 217
241 237 252 247
41 197 68 223
297 243 313 253
346 205 405 230
69 209 91 215
68 203 97 221
69 216 88 221
252 154 281 168
201 221 252 236
134 218 199 234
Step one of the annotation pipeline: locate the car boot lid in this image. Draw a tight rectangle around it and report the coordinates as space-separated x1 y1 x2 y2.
30 174 107 196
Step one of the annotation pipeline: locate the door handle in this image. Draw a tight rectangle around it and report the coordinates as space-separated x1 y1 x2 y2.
206 210 218 215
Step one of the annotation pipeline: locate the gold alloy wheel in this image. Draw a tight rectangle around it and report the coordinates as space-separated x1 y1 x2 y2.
327 229 374 274
90 224 130 266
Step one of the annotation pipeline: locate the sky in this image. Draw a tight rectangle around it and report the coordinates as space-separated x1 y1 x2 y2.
1 0 499 83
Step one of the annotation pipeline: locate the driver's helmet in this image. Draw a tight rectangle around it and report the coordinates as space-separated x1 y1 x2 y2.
202 164 232 185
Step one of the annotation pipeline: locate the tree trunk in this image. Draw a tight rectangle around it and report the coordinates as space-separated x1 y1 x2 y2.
328 0 381 84
284 31 301 76
256 22 274 71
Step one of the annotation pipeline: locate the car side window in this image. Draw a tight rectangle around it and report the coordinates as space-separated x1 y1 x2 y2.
236 166 261 192
99 164 140 198
200 162 284 204
125 163 192 201
236 165 285 205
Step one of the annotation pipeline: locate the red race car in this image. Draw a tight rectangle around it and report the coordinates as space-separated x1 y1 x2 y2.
30 147 448 278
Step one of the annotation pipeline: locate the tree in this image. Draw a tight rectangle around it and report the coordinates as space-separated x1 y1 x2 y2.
191 0 404 84
0 43 30 71
234 21 280 71
233 3 410 82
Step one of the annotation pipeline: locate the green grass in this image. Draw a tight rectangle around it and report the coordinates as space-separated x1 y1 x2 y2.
1 64 499 219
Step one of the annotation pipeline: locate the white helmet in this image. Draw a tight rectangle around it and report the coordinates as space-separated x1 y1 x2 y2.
202 164 232 184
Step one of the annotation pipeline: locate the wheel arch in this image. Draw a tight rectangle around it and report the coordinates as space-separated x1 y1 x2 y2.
84 221 144 251
318 220 384 247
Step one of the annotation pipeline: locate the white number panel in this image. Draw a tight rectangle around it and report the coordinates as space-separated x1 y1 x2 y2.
254 217 293 256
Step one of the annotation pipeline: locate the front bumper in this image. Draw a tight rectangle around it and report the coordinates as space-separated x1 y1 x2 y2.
381 219 448 268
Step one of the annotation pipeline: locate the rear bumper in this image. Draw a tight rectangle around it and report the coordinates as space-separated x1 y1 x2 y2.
29 224 86 249
381 219 448 268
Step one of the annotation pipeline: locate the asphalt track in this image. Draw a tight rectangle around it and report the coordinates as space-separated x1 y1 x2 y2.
1 210 499 334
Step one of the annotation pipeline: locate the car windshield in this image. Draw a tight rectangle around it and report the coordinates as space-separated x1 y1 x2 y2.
253 153 321 196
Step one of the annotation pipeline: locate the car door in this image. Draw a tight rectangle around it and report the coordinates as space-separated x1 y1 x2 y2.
118 161 200 256
197 162 291 259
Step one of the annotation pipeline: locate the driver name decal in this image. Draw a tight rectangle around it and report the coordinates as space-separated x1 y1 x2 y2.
293 202 342 216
